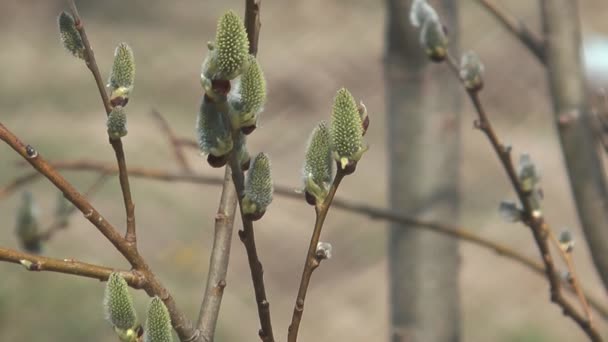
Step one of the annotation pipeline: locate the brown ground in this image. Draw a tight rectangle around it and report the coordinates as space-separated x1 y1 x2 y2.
0 1 606 341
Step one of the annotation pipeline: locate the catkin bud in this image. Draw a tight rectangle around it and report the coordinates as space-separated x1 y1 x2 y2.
202 11 249 81
420 16 448 62
460 51 484 91
410 0 447 62
330 88 366 173
517 154 540 193
243 153 273 220
229 55 266 131
144 297 173 342
358 102 370 136
559 230 575 253
196 96 233 166
107 106 128 139
499 200 522 223
15 191 41 253
302 122 333 205
103 273 137 332
409 0 438 28
58 11 84 59
109 43 136 106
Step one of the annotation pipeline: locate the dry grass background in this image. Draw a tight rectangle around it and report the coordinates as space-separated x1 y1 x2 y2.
0 0 607 341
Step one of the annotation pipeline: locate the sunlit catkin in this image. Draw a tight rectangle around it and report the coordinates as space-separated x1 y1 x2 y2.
144 297 173 342
330 88 366 172
243 153 273 220
303 122 333 204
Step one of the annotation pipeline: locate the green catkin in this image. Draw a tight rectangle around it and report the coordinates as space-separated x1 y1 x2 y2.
230 55 266 127
303 122 333 202
196 97 233 157
204 10 249 80
109 43 136 101
103 273 137 332
243 153 273 218
15 191 41 253
330 88 366 169
58 11 84 59
107 106 128 139
144 297 173 342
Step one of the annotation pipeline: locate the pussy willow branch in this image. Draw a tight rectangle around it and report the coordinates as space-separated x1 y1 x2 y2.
4 158 607 320
445 55 602 341
287 170 345 342
35 173 110 242
0 123 199 342
67 0 137 245
197 1 266 341
474 0 545 63
151 109 193 173
0 247 144 287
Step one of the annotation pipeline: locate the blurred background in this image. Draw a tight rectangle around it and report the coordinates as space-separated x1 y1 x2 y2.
0 0 607 341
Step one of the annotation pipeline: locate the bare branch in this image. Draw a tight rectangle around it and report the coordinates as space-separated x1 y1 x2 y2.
0 247 143 287
151 109 193 173
197 167 237 340
4 158 608 320
474 0 545 63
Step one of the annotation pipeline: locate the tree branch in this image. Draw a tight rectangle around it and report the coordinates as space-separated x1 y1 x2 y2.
67 0 137 245
4 157 608 320
197 167 237 341
0 123 199 342
446 54 602 341
150 109 193 173
287 171 345 342
474 0 546 63
0 247 144 287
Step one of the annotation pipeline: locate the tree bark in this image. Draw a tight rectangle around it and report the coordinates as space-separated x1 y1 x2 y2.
385 1 461 341
540 0 608 292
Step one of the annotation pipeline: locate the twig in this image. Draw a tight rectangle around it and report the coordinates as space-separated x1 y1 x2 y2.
0 246 143 287
4 158 607 320
151 109 193 173
67 0 137 245
474 0 545 63
547 230 593 323
36 173 110 242
445 55 602 341
197 167 237 341
287 171 345 342
0 171 38 200
0 123 199 342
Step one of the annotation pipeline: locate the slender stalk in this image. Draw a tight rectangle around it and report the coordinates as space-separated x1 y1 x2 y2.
4 158 608 320
446 55 602 341
287 171 345 342
67 0 137 245
151 109 193 173
0 171 38 200
197 167 237 341
0 247 143 286
474 0 545 63
36 173 110 241
227 153 275 342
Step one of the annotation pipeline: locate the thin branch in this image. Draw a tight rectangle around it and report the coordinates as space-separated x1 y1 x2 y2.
0 246 144 287
446 55 602 341
67 0 137 245
0 170 38 201
474 0 546 63
0 123 199 342
227 152 275 342
36 173 110 242
287 171 345 342
151 109 193 173
197 167 237 341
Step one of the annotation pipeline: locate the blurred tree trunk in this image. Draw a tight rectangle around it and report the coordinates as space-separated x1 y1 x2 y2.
385 1 461 341
540 0 608 291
